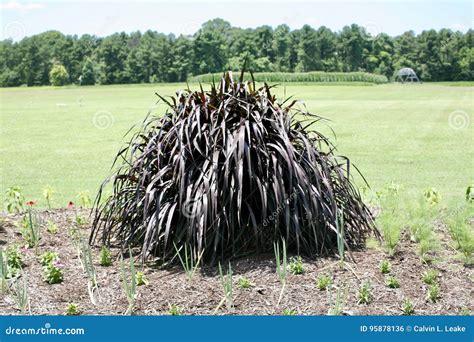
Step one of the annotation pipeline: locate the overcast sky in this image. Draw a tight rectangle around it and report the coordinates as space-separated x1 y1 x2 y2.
0 0 472 40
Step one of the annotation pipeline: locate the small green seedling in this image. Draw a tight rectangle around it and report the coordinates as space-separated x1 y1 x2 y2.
43 261 64 284
238 277 252 289
386 276 400 289
66 303 80 315
379 259 391 274
282 309 297 316
99 246 112 266
46 220 58 234
426 284 439 303
357 281 372 305
39 251 58 266
401 299 415 315
136 271 148 286
288 256 305 275
316 274 332 291
167 304 183 316
422 269 439 285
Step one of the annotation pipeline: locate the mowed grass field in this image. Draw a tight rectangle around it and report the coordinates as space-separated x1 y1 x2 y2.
0 82 472 208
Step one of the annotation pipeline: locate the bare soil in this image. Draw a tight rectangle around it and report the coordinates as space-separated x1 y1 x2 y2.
0 209 472 316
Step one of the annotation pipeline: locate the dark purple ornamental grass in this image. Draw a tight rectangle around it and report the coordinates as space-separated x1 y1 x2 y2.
91 72 378 263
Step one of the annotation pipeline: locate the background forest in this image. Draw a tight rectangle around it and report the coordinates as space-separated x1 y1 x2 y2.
1 18 473 87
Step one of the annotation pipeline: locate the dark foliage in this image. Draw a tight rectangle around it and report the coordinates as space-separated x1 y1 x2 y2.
91 72 378 263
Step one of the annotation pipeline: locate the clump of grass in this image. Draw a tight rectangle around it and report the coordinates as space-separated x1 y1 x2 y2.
46 220 58 234
379 259 391 274
401 299 415 315
167 304 183 316
237 277 252 289
282 309 297 316
376 183 403 256
4 186 24 213
99 246 112 266
91 73 378 262
426 284 439 303
357 281 372 305
288 256 304 275
66 303 80 315
20 203 41 252
218 262 233 310
136 271 148 286
422 269 439 285
386 276 400 289
120 251 137 315
174 243 204 281
316 274 332 291
405 197 439 262
443 203 474 265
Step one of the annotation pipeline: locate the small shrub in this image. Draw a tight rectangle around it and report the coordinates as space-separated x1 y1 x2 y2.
99 246 112 266
422 269 439 285
386 276 400 289
282 309 297 316
39 251 58 267
426 284 440 303
46 220 58 234
66 303 80 315
136 271 148 286
401 299 415 315
167 304 183 316
377 211 401 256
379 259 391 274
357 281 372 305
237 277 252 289
316 274 332 291
287 256 304 275
4 186 25 213
43 260 64 284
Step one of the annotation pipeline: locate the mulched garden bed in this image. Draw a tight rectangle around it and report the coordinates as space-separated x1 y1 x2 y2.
0 209 472 315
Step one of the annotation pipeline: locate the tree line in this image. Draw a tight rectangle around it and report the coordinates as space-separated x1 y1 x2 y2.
0 18 472 87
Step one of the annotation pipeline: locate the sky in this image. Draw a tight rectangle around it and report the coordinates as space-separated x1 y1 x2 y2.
0 0 472 40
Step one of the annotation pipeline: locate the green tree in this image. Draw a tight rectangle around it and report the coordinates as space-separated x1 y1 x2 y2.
80 58 95 85
49 63 69 86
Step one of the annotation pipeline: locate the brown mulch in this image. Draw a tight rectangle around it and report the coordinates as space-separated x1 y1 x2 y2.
0 209 472 316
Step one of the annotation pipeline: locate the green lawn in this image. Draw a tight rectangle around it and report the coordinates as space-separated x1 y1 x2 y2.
0 82 472 208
